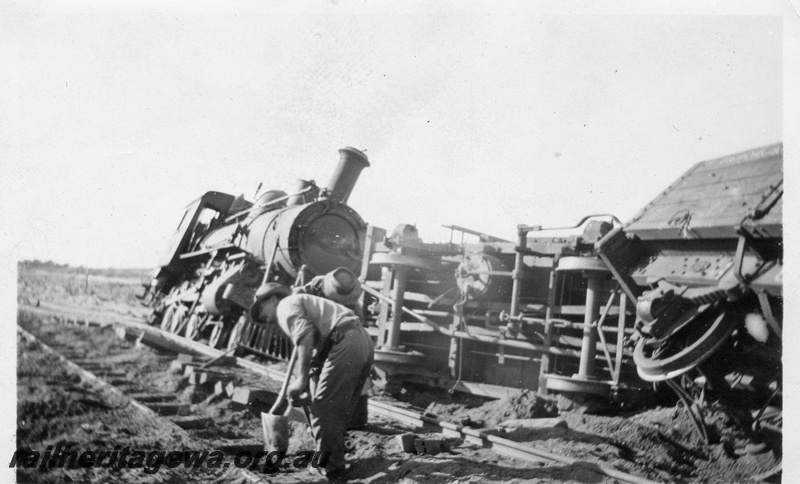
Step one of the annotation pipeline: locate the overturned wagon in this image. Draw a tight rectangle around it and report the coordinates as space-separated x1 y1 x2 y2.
361 217 645 400
597 143 782 438
362 144 782 413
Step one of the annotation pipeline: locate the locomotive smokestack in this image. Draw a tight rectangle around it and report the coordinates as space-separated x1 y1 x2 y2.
325 147 370 204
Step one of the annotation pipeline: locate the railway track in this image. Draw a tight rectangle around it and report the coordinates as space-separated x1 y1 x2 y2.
17 324 265 483
365 400 658 484
18 303 660 484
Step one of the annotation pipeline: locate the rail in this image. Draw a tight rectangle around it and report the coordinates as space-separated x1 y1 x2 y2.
367 399 658 484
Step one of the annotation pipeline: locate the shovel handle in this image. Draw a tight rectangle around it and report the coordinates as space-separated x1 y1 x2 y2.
269 345 299 415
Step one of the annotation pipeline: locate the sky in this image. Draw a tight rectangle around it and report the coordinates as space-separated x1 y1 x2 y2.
1 1 792 269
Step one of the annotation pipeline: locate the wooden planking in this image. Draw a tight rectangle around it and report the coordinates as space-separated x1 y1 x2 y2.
630 169 781 223
690 144 781 173
631 192 779 225
626 144 783 238
638 171 782 206
677 154 781 189
628 194 783 237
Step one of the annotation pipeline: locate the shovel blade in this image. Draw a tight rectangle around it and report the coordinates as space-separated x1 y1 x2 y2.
261 412 290 453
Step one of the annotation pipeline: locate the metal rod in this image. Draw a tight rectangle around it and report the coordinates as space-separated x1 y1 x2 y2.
506 227 527 337
757 292 782 339
201 346 238 369
441 224 511 243
666 378 709 444
462 270 514 277
509 228 527 318
614 292 627 385
505 313 631 333
539 267 558 390
361 283 582 358
519 214 622 233
578 274 603 377
261 242 280 286
376 267 393 345
471 349 541 363
386 265 408 350
403 342 451 352
596 290 619 381
225 186 315 222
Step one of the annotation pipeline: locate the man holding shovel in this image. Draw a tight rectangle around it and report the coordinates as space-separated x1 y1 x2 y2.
251 279 374 481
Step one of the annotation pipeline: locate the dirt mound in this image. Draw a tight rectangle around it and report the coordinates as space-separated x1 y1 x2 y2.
426 389 558 428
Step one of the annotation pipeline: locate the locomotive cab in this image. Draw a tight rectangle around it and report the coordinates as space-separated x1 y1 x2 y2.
150 191 235 294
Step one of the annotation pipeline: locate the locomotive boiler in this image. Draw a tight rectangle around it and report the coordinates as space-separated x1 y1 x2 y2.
596 143 782 441
142 147 370 354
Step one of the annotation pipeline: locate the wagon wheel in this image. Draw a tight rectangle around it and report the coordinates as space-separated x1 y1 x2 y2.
226 317 247 351
634 306 738 382
183 313 203 340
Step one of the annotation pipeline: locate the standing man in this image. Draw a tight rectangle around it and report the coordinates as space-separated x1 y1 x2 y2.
251 282 374 481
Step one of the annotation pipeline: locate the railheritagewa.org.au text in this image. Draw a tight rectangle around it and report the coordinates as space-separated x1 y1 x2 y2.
10 444 329 474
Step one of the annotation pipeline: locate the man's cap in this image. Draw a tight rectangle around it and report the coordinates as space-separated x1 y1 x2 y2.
322 267 363 306
250 282 291 323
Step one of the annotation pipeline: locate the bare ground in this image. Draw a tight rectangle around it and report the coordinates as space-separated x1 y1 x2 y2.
14 266 782 483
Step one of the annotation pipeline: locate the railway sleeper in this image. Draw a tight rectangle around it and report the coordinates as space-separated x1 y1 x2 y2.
92 369 128 377
127 393 178 402
170 360 199 373
144 402 191 416
230 387 275 409
168 415 215 430
188 370 230 387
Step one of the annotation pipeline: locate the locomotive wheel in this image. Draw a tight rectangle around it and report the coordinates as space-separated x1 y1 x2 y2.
167 305 187 334
227 318 247 351
208 323 226 349
633 307 739 382
160 305 176 331
183 314 201 340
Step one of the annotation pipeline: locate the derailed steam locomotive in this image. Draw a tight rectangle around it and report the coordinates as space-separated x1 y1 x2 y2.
141 147 370 355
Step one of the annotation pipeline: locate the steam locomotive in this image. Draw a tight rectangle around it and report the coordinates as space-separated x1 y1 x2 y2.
141 147 370 355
